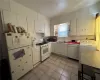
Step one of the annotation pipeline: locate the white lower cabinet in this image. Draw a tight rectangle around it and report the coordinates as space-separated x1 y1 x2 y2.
58 43 67 56
32 45 40 65
51 42 79 60
48 42 51 55
51 42 55 53
67 44 79 60
51 43 67 56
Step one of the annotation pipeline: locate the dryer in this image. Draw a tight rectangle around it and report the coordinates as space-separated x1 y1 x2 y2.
8 46 33 80
5 33 20 50
5 33 32 50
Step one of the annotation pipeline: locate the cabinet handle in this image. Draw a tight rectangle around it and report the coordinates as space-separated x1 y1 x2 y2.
18 65 20 67
12 71 14 73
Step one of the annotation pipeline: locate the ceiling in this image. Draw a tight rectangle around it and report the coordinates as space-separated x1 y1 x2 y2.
14 0 100 18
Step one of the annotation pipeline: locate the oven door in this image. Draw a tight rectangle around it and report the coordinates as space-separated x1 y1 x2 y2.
41 44 50 61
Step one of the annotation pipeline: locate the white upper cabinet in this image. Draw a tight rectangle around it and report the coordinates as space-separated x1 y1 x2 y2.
27 16 35 36
70 19 77 36
69 13 77 36
0 0 10 11
35 20 45 33
17 15 27 32
35 14 45 33
3 10 17 25
2 10 18 31
76 8 95 36
44 19 50 36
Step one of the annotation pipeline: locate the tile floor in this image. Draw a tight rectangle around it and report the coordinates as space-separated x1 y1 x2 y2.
19 54 79 80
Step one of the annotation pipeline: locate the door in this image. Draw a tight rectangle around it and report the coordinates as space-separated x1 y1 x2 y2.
51 43 55 53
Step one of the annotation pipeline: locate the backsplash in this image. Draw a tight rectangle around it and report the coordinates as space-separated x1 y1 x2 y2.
57 35 95 42
35 33 45 43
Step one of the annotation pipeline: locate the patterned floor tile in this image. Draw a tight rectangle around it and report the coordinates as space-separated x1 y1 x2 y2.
19 54 79 80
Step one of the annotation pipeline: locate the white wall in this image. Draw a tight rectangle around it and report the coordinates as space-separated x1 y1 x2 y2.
50 2 100 41
0 0 50 41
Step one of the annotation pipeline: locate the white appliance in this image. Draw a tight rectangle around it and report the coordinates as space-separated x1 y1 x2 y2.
5 33 31 50
79 40 96 53
40 43 50 61
5 33 33 80
8 46 33 80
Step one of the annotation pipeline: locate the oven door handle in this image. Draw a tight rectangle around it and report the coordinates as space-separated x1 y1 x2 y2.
41 45 48 48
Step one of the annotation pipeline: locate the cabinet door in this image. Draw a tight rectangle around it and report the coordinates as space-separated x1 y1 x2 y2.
3 10 18 31
68 45 79 60
76 8 89 35
58 43 67 56
53 43 60 54
40 21 45 33
27 17 35 36
35 20 44 33
48 43 51 55
85 14 95 35
17 15 27 32
70 19 77 36
32 46 40 65
45 20 50 36
55 43 61 54
0 0 10 10
51 43 55 53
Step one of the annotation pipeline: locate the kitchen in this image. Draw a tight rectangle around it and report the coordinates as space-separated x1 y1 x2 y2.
0 0 100 80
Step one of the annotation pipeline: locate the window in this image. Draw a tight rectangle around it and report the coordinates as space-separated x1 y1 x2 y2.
54 23 69 37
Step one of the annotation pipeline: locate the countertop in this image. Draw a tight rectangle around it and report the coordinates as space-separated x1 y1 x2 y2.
52 41 80 44
80 51 100 69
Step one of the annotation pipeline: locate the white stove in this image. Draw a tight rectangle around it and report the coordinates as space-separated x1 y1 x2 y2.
40 43 50 61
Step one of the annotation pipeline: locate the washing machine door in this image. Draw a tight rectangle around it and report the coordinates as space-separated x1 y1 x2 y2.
19 34 31 47
6 33 20 50
8 48 24 80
